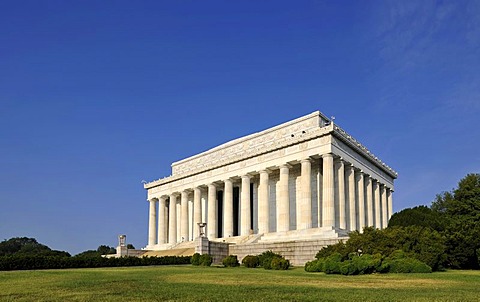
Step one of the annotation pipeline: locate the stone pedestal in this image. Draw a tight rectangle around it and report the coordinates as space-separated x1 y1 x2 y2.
195 236 210 255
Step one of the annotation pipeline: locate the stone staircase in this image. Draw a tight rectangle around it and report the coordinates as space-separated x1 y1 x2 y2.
142 240 195 257
257 226 348 243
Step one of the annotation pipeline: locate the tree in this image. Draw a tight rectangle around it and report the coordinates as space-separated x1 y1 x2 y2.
127 244 135 249
0 237 70 257
432 174 480 269
97 245 116 255
388 206 446 232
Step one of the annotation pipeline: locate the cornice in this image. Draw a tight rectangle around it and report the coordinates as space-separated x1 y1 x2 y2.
332 123 398 179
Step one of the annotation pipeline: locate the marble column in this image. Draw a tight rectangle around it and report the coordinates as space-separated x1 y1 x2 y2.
381 185 388 229
207 184 217 239
168 194 177 243
366 176 373 227
148 198 157 246
298 159 312 230
157 197 166 244
336 160 346 229
388 188 393 220
241 175 251 236
346 165 356 231
258 170 269 234
224 179 234 237
356 171 365 231
374 180 381 229
277 165 290 232
322 153 335 228
193 187 202 238
181 191 189 241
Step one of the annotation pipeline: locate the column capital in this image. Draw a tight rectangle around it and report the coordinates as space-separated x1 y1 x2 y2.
258 169 271 175
279 163 292 169
241 174 252 180
300 158 312 164
322 153 334 159
147 197 158 203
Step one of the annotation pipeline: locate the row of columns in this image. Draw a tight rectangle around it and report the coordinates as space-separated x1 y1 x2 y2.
147 153 394 246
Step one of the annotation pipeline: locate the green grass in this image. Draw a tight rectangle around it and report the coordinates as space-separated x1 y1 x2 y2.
1 266 479 301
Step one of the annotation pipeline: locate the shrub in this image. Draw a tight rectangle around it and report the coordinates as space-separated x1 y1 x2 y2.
351 253 383 275
222 255 239 267
271 257 290 270
312 226 446 271
199 254 213 266
304 259 324 272
242 255 260 268
258 250 277 269
323 253 343 274
257 251 289 270
382 250 432 273
191 253 201 266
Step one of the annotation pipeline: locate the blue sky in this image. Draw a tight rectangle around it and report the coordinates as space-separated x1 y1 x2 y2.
1 1 479 255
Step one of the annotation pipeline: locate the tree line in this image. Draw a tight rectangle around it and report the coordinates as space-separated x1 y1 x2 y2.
0 237 188 271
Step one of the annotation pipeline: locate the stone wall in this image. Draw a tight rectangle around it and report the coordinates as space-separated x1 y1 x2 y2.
229 238 347 266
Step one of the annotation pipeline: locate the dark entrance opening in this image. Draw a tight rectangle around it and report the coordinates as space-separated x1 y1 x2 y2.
250 183 254 231
217 190 223 238
233 187 240 236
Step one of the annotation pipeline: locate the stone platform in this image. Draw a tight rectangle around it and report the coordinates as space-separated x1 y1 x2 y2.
140 227 348 266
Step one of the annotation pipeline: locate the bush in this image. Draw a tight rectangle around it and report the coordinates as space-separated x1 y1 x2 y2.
382 250 432 273
199 254 213 266
305 250 432 275
258 250 277 269
191 253 201 266
304 259 324 272
323 253 343 274
257 251 289 270
312 226 446 271
271 257 290 270
242 255 260 268
222 255 239 267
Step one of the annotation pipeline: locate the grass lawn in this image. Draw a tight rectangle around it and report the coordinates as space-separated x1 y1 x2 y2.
0 265 478 301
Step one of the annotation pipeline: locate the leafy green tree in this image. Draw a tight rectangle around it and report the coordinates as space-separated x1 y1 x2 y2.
0 237 70 257
97 245 116 255
127 244 135 249
388 206 446 231
432 173 480 269
75 250 102 258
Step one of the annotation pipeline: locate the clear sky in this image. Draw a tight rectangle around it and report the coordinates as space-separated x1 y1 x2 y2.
1 1 479 255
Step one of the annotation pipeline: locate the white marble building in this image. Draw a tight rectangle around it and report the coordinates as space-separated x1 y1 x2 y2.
143 111 397 250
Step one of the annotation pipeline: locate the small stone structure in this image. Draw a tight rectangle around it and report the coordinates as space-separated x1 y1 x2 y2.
195 236 229 264
114 235 145 257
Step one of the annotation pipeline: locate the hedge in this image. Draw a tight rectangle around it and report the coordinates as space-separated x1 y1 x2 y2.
305 250 432 275
0 255 191 271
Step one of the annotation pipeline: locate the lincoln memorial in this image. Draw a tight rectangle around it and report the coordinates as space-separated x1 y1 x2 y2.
142 111 397 262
